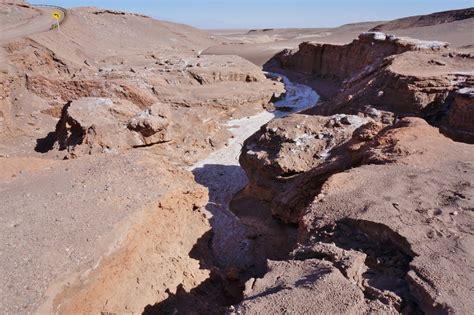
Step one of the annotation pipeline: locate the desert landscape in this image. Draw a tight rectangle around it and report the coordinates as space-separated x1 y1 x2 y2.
0 0 473 314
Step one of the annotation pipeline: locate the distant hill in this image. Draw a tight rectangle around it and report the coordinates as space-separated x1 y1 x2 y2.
370 7 474 31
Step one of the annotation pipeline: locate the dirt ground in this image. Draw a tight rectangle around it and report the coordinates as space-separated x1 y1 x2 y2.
0 2 473 314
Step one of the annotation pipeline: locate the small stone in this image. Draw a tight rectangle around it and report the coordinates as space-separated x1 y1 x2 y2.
340 116 351 125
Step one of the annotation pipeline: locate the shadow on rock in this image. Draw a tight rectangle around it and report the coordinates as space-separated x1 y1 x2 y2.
192 164 257 270
142 164 250 314
142 228 244 315
34 131 56 153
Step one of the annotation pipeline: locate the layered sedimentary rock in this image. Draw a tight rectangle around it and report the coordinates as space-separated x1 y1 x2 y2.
235 30 473 314
274 32 474 142
0 6 283 163
275 32 448 80
238 116 474 313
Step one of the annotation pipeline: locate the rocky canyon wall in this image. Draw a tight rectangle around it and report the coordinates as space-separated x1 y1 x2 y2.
273 32 474 143
236 31 474 314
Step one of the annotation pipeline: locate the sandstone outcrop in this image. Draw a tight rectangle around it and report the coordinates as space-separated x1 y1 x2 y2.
48 169 211 315
237 117 474 313
0 6 283 163
1 150 212 314
273 32 474 142
51 98 179 157
275 32 448 80
234 30 473 315
295 118 474 314
127 103 172 144
53 98 140 157
240 113 372 203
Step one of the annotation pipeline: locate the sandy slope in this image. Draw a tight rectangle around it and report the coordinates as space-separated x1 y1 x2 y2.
383 18 474 50
204 22 381 67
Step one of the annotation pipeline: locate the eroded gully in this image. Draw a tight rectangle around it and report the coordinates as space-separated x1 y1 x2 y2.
191 73 319 272
141 73 320 313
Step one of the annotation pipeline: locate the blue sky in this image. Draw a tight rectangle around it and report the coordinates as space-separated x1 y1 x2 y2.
30 0 474 29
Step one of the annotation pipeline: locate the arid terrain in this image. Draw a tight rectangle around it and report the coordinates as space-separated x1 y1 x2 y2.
0 1 473 314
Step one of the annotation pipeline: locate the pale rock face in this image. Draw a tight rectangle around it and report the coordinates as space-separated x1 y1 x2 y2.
53 98 143 157
235 259 374 315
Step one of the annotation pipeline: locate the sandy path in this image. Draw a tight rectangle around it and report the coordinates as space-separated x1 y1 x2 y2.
191 74 319 268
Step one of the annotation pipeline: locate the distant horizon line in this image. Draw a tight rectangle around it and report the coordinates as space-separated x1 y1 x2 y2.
28 1 474 30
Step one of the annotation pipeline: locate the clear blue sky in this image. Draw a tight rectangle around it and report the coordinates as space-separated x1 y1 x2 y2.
30 0 474 29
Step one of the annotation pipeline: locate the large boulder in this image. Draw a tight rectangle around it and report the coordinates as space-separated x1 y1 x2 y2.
53 98 174 157
240 113 372 202
127 103 172 145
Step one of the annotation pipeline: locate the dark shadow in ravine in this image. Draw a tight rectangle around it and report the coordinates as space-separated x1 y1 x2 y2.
192 163 253 270
192 164 246 207
142 164 252 314
142 229 240 315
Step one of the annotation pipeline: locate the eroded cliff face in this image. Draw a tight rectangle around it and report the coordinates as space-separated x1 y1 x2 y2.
275 32 427 79
238 116 474 314
236 32 473 314
47 177 211 315
274 32 474 143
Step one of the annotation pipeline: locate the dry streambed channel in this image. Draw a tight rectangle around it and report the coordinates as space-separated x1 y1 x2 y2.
190 72 319 287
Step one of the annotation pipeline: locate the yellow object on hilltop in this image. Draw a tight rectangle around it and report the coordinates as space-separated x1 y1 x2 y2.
52 10 61 21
